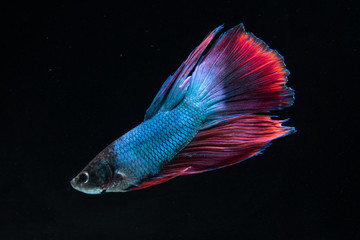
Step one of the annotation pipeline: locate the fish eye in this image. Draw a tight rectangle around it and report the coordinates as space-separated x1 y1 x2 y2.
78 172 89 184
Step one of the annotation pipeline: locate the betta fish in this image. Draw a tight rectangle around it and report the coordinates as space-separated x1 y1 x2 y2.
70 24 295 194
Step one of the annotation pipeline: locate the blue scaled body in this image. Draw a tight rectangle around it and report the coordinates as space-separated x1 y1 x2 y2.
110 98 205 184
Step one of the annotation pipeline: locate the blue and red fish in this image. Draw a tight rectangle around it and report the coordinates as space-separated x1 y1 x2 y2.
70 24 295 194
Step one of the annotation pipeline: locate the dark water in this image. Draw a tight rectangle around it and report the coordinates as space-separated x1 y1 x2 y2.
2 1 358 239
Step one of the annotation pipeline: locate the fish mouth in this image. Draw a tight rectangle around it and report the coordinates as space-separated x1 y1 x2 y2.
70 178 78 190
70 177 108 194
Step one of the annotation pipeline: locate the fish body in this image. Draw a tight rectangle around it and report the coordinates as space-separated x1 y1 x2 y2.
107 98 205 191
71 24 295 194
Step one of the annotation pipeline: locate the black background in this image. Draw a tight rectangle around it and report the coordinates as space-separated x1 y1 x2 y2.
2 1 359 239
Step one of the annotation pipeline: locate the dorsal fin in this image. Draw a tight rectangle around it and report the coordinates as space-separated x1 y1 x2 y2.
144 26 223 120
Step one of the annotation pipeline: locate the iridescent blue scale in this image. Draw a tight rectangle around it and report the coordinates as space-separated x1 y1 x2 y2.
112 99 205 180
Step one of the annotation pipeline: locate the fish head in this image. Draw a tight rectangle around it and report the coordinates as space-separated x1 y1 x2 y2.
71 158 114 194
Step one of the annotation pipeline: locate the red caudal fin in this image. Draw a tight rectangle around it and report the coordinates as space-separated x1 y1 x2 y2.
187 24 294 126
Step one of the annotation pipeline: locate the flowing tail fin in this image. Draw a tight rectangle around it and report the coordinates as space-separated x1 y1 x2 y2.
134 24 294 190
188 24 293 126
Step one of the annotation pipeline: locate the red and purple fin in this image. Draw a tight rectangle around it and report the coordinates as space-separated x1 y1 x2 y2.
136 24 294 190
167 115 294 175
188 24 293 124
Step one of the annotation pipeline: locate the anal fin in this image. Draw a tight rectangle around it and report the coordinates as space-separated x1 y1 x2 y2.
132 167 191 190
136 114 294 189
